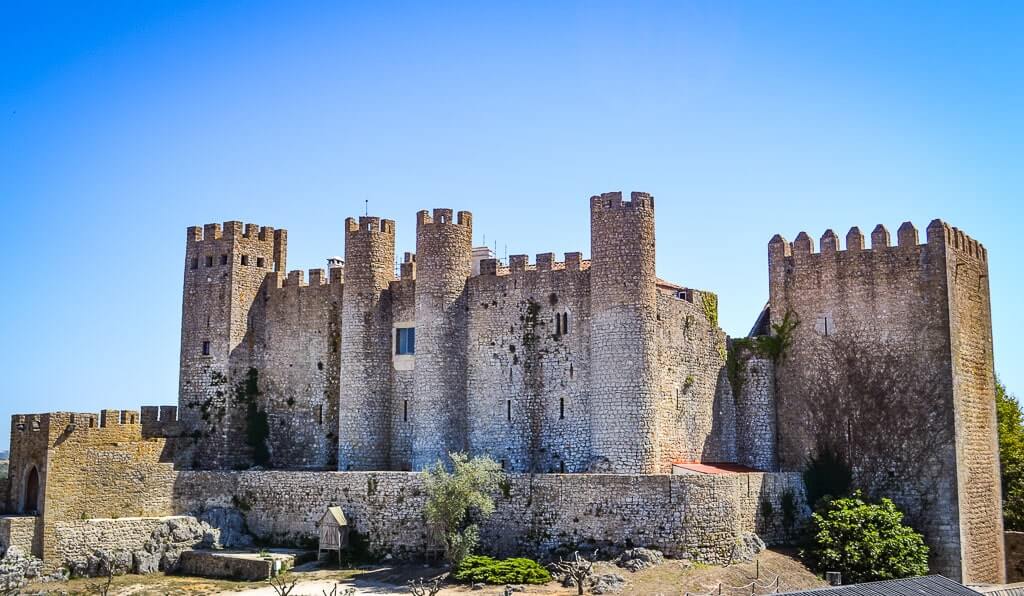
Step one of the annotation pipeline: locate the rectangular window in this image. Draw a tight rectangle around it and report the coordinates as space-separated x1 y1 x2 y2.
205 255 214 267
396 327 416 355
201 341 211 356
191 257 199 270
507 399 512 422
220 254 228 265
559 397 565 420
562 313 570 334
403 400 408 422
257 257 265 268
240 255 249 266
318 404 324 425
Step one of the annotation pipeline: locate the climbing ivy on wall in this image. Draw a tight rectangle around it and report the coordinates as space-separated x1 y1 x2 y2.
701 292 719 328
726 311 799 396
235 367 270 466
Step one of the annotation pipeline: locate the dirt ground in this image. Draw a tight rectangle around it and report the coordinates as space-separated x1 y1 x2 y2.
22 549 826 596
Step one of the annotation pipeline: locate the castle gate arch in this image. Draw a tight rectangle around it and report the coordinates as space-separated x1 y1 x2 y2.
22 466 40 514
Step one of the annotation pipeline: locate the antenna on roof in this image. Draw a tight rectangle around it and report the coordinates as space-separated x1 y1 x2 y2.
364 199 368 216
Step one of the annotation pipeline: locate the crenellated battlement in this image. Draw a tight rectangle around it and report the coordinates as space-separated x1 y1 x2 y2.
187 221 285 244
345 216 396 235
479 252 590 277
589 191 655 212
416 208 472 229
9 409 159 443
769 220 988 264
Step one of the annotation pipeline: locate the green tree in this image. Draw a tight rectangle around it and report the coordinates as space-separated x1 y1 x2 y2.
806 493 929 584
997 379 1024 530
423 453 502 566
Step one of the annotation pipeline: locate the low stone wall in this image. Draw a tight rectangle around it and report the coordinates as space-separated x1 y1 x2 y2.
51 515 217 576
51 517 180 567
0 516 40 557
173 471 806 564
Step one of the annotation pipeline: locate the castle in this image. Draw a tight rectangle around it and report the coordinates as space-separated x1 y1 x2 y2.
0 193 1006 584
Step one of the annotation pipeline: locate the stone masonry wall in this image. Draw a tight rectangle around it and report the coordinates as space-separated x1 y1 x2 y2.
388 274 417 471
51 517 180 569
654 290 735 468
258 270 342 470
172 470 806 562
179 222 286 469
338 217 395 470
0 516 41 557
35 412 176 563
942 223 1004 583
465 255 592 473
731 353 777 471
768 220 1002 583
588 192 660 474
412 209 473 470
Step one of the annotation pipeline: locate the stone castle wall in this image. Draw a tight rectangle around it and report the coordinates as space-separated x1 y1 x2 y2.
257 269 343 470
171 470 806 562
767 220 1003 583
654 290 736 468
466 254 593 473
941 223 1004 583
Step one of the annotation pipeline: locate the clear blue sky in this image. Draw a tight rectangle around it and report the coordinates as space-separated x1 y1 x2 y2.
1 1 1021 450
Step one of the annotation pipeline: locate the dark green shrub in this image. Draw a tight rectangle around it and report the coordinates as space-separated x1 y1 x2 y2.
803 443 852 509
806 493 928 583
454 555 552 585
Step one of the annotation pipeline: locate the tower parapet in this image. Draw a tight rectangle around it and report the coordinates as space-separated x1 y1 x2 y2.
339 216 396 470
588 191 659 473
412 208 473 470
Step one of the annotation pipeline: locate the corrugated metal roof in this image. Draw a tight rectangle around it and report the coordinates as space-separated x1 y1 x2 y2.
779 576 982 596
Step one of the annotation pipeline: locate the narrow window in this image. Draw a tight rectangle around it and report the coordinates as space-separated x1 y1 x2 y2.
318 404 324 425
205 255 214 267
220 254 228 265
202 341 211 356
555 314 562 335
559 461 565 473
403 400 409 422
562 313 569 334
569 363 574 379
500 459 507 470
240 255 249 266
507 399 512 422
559 397 565 420
396 328 416 355
191 257 199 270
257 257 265 268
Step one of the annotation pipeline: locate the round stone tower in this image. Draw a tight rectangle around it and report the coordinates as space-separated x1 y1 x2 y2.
338 216 395 470
411 208 473 470
588 192 659 474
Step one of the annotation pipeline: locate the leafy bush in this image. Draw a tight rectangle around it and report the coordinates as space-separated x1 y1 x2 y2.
806 493 928 584
423 453 502 565
454 555 552 585
997 379 1024 530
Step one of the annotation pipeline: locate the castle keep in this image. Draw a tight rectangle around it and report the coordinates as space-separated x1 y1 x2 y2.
0 192 1006 584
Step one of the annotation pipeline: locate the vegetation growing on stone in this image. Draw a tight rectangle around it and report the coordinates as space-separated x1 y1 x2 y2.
453 555 552 585
805 493 928 584
235 367 270 466
700 292 719 328
423 453 502 565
